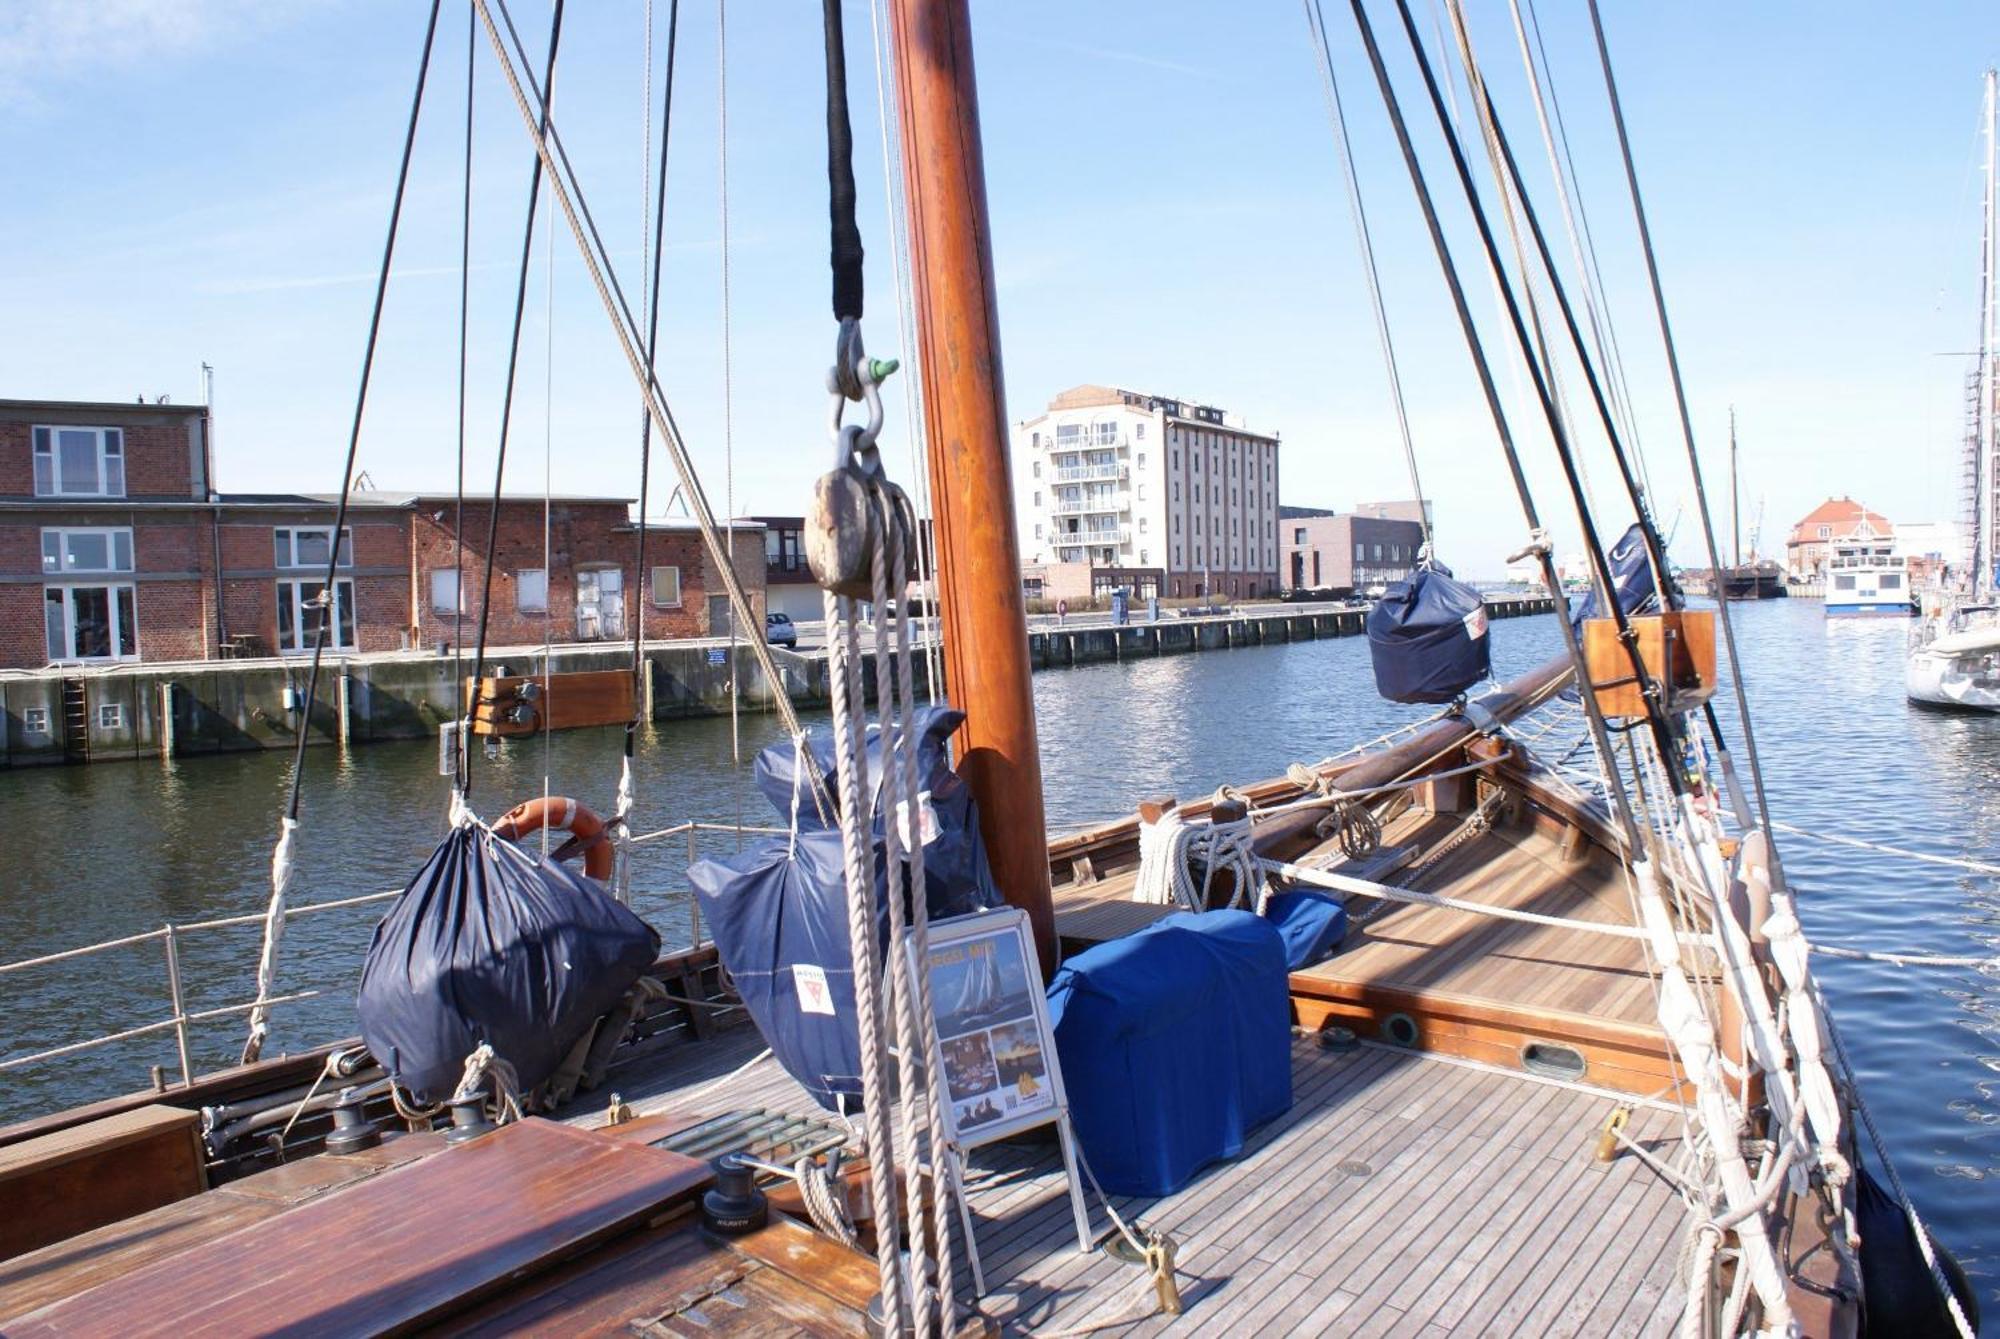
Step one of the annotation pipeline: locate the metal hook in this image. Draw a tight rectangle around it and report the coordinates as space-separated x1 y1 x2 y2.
825 317 899 462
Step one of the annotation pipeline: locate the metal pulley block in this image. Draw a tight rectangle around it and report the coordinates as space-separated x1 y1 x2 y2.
809 319 908 598
807 427 885 599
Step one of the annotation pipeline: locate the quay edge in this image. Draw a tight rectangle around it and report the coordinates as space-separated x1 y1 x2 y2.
0 594 1555 767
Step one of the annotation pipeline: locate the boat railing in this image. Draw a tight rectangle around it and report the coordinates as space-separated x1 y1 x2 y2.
0 819 784 1092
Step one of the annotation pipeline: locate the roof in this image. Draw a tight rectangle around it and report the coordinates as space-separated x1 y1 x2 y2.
0 397 207 417
1786 497 1891 545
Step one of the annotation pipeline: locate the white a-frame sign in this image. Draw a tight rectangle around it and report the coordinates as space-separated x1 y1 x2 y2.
905 906 1091 1294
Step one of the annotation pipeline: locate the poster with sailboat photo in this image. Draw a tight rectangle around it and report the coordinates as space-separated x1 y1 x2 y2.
910 907 1061 1144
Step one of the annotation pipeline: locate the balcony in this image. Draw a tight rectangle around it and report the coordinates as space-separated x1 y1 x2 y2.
1053 495 1125 515
1054 525 1132 548
1054 462 1127 483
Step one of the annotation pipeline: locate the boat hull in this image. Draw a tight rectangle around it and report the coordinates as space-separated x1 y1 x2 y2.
1825 601 1914 617
1906 647 2000 710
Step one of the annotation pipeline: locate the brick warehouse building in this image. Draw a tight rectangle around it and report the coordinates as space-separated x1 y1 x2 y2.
0 397 765 670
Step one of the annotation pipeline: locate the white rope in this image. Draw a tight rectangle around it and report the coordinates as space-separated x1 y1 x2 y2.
240 815 300 1064
717 0 740 765
1770 820 2000 877
795 1153 859 1247
453 1041 524 1124
824 582 904 1327
614 753 636 906
1263 856 1714 946
1135 807 1267 915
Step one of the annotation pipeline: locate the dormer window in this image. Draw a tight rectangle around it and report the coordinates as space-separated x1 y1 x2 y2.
32 426 125 497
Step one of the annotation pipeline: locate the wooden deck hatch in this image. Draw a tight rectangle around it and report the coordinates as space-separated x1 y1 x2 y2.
0 1104 205 1262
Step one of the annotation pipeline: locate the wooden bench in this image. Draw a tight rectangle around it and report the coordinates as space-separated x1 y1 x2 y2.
3 1118 711 1337
0 1104 205 1262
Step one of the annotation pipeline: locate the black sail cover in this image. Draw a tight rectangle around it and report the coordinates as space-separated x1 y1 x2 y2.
1366 564 1492 704
688 703 1003 1111
356 822 661 1104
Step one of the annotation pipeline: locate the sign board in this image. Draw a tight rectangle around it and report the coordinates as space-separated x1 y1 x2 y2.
707 647 727 666
906 906 1091 1285
915 908 1062 1147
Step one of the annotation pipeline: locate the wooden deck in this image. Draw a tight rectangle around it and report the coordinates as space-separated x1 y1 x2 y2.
578 1023 1692 1336
1286 814 1684 1096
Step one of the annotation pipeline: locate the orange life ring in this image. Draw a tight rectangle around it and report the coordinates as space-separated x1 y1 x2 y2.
491 795 615 883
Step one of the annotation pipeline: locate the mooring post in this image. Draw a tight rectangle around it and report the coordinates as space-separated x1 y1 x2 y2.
157 682 175 761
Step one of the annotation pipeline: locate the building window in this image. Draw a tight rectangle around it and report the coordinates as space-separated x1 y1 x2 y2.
41 527 134 575
22 706 50 736
1293 527 1306 545
1355 543 1365 560
1136 423 1146 440
273 526 354 570
430 569 461 613
1137 484 1146 501
1032 460 1041 478
652 565 683 607
1139 517 1149 533
32 426 125 497
516 568 549 613
1172 450 1179 469
1140 548 1149 563
1373 543 1384 561
1034 523 1043 539
97 703 124 730
1033 490 1041 507
1173 515 1181 534
278 579 356 653
1817 525 1831 538
45 584 137 662
1174 546 1182 566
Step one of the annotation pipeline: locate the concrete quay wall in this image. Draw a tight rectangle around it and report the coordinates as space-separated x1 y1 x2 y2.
0 594 1555 768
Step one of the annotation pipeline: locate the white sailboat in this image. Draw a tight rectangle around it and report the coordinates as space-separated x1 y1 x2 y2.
1909 68 2000 709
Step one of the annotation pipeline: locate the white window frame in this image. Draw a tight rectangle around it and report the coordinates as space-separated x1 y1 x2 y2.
32 425 126 498
651 565 683 608
516 567 549 614
430 568 461 614
41 526 134 575
274 526 353 570
23 706 51 735
277 577 357 654
97 703 125 730
44 583 139 663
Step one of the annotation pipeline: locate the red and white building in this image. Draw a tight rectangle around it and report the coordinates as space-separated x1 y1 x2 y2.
0 397 764 670
1785 497 1892 581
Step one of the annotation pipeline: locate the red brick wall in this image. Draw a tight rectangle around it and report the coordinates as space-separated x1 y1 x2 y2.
217 513 413 656
0 513 218 667
0 414 200 499
412 501 634 649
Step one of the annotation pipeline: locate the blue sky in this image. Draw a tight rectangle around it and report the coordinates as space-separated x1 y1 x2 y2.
1 1 1993 578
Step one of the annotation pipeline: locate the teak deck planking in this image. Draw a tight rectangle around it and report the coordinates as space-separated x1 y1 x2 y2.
572 1024 1688 1336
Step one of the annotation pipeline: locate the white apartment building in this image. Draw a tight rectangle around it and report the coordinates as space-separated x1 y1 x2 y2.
1012 385 1281 599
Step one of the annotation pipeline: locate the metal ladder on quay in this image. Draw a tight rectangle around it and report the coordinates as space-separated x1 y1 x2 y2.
60 677 90 764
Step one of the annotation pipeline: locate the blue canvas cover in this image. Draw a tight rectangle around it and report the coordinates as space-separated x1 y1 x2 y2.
752 703 1000 920
693 701 1005 1112
1366 565 1492 704
687 830 867 1111
1265 890 1349 969
1046 911 1292 1197
356 823 661 1105
1569 523 1661 629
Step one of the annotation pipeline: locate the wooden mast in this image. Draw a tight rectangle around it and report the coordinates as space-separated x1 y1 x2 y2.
887 0 1056 972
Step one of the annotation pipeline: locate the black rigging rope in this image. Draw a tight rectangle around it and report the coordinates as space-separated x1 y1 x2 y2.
462 0 566 799
1337 0 1650 848
452 2 476 792
1584 0 1783 848
824 0 864 323
1376 0 1686 792
629 0 681 759
1468 75 1677 602
283 0 444 824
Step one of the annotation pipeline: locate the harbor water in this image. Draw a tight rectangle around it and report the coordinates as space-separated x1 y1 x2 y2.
1 601 1994 1310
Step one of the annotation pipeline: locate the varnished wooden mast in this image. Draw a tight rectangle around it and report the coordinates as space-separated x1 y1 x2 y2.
888 0 1056 973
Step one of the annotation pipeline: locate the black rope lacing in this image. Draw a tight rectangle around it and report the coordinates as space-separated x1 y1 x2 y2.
282 0 443 825
824 0 864 324
462 0 567 799
629 0 681 762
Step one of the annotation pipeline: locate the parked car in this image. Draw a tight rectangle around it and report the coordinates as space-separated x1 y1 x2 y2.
765 612 798 647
